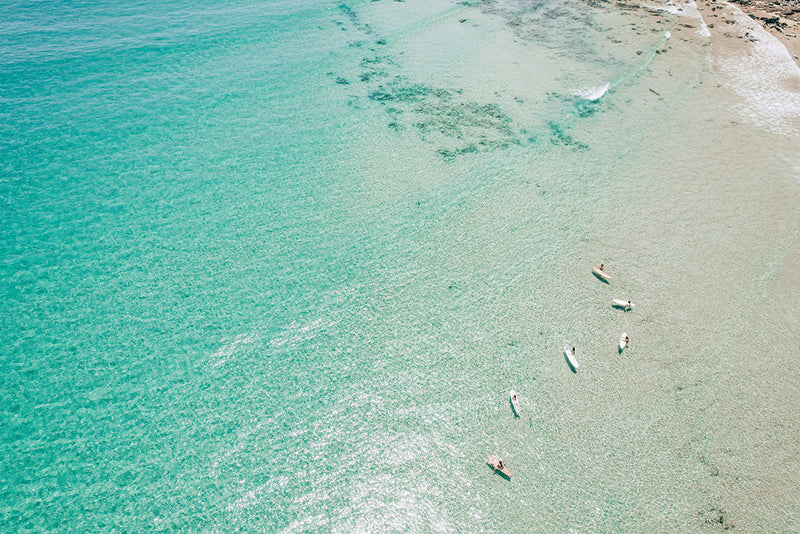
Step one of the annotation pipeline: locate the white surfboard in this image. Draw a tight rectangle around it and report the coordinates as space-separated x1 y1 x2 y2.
592 266 611 282
486 454 512 479
564 345 579 369
612 299 634 310
510 390 521 417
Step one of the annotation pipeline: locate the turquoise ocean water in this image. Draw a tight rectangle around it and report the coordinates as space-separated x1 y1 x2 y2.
2 0 800 531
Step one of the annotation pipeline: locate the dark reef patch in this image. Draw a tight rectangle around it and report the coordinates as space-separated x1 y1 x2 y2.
548 121 588 151
573 98 603 118
331 1 606 159
363 74 522 159
697 508 735 531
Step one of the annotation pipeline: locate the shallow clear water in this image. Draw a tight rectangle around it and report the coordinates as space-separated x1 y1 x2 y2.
2 0 799 531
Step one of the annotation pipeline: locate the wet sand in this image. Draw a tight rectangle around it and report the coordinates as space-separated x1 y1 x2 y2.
697 0 800 66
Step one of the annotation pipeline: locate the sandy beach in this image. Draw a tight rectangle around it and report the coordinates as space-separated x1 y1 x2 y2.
697 0 800 66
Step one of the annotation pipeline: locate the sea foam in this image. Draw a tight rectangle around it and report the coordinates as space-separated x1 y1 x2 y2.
571 82 610 101
714 3 800 137
644 1 709 38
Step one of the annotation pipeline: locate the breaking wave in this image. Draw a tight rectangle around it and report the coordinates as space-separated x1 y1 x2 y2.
571 82 610 102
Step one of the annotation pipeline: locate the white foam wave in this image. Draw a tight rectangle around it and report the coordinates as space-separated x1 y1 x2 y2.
715 4 800 137
644 2 708 39
644 1 685 15
698 20 711 38
571 82 610 101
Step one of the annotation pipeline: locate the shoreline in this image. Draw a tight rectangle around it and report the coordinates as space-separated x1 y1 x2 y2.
696 0 800 68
